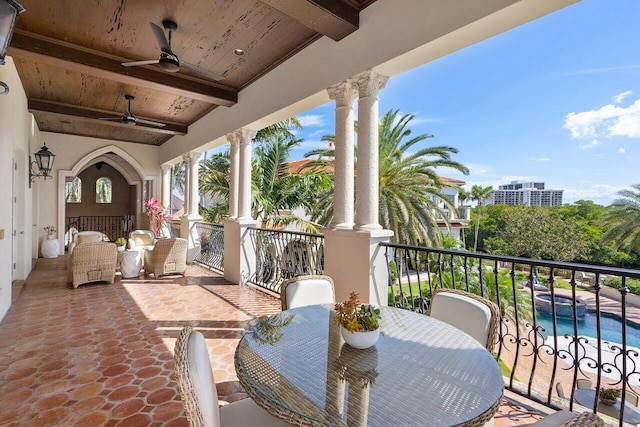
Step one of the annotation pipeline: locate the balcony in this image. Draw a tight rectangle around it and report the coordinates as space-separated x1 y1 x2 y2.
4 224 640 425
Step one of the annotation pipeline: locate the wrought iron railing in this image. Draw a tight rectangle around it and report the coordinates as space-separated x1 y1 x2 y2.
194 222 224 271
381 242 640 426
247 228 324 293
65 215 135 248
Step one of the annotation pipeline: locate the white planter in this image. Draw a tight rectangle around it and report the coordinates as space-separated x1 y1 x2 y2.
340 326 380 349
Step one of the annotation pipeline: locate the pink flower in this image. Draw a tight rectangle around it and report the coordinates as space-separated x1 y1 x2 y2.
145 198 166 235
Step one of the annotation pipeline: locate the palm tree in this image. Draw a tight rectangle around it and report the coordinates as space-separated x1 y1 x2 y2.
602 184 640 255
198 130 332 232
306 109 469 246
470 185 493 252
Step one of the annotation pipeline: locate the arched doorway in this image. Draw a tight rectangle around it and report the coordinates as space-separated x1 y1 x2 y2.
57 145 156 252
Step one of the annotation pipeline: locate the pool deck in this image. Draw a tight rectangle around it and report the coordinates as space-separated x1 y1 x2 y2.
554 286 640 326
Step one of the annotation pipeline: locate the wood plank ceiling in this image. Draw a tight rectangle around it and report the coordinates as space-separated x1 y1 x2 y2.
8 0 376 145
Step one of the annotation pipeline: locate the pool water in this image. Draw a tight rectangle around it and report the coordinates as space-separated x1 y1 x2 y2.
536 311 640 349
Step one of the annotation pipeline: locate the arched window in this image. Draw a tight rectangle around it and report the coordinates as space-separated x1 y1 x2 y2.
96 177 112 203
65 177 82 203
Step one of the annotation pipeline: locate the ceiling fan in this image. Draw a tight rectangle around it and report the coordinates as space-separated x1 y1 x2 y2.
121 20 224 82
99 95 166 127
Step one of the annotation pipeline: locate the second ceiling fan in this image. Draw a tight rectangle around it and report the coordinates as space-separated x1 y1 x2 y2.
99 95 166 127
122 20 225 82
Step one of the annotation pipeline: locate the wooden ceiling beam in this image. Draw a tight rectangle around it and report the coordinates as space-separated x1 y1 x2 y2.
261 0 359 41
10 30 237 106
28 98 188 136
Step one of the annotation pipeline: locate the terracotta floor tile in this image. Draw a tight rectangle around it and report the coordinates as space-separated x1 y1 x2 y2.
1 257 551 426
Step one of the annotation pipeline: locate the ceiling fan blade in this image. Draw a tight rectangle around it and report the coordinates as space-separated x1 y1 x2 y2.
150 22 172 53
179 60 224 81
121 59 159 67
98 117 124 121
134 118 166 127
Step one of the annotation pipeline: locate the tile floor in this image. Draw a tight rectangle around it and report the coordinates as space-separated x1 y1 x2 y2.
0 256 549 426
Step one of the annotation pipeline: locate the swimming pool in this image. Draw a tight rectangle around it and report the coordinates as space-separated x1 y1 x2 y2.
536 311 640 349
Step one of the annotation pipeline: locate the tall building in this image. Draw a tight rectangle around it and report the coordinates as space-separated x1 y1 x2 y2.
491 181 563 207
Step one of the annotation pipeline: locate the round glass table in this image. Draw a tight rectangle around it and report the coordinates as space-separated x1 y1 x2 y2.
235 304 504 427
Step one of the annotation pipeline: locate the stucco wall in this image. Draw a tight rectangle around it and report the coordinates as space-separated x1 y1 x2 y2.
0 58 38 321
66 163 133 217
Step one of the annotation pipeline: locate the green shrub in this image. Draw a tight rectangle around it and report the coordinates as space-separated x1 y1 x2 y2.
603 277 640 295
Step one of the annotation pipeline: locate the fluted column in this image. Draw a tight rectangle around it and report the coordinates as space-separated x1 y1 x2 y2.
353 70 388 230
161 165 171 214
227 131 240 220
182 153 192 216
327 81 357 229
183 151 202 218
238 129 256 221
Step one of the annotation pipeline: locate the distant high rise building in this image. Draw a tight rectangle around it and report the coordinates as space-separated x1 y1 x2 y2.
491 181 563 207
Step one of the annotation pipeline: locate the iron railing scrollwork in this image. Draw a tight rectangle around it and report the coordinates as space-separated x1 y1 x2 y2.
194 222 224 271
248 227 324 293
381 242 640 427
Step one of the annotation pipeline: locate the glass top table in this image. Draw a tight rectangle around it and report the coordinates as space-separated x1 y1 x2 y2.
235 304 504 426
574 388 640 424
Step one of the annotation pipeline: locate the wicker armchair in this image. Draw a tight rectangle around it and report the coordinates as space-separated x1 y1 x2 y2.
280 275 335 311
530 410 604 426
143 238 188 277
69 230 103 254
174 326 289 427
67 242 118 288
429 288 500 353
128 229 157 251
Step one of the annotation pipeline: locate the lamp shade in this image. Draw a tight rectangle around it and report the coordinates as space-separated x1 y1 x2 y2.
0 0 24 66
34 143 55 174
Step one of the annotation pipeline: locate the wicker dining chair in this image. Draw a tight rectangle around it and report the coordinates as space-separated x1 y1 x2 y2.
577 378 593 390
67 242 117 288
280 275 335 311
429 288 500 353
143 238 188 277
173 326 291 427
530 410 604 426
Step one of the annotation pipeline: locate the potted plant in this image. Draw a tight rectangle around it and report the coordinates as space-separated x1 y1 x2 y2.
334 292 381 349
115 237 127 252
44 226 56 240
599 387 620 405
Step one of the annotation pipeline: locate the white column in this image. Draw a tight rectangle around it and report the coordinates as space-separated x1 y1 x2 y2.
238 129 256 221
186 151 201 218
227 131 240 221
327 81 357 229
353 70 388 230
182 153 191 216
161 165 171 214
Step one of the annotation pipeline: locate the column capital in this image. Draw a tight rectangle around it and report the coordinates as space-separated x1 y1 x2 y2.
352 70 389 98
182 151 201 165
327 81 358 107
239 128 257 145
161 164 172 174
226 131 240 146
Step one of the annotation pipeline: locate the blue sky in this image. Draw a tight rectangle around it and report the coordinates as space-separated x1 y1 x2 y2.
291 0 640 206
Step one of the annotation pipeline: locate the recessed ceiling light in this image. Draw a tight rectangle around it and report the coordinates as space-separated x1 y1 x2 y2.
233 48 245 57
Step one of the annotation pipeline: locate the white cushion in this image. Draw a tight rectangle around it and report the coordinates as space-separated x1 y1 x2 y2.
285 278 334 309
219 398 291 427
430 292 492 347
188 330 221 427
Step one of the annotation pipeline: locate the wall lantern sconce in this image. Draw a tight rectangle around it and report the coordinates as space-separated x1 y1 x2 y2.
29 143 55 188
0 0 25 95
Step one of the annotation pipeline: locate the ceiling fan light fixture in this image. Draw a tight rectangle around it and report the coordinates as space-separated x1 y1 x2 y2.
158 52 180 72
233 48 245 57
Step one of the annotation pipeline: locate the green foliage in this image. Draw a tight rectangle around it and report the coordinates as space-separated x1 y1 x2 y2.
602 277 640 295
601 184 640 256
334 292 381 332
115 237 127 247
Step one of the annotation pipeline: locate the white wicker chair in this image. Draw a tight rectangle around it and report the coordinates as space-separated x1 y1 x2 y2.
429 288 500 353
67 242 117 288
143 238 188 277
530 410 604 426
69 230 103 254
128 229 157 251
279 275 335 311
173 326 290 427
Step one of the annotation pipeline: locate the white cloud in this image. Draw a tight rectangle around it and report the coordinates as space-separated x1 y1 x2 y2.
614 90 633 104
297 114 325 127
618 147 626 153
563 65 640 76
563 184 626 205
564 99 640 139
537 157 551 162
579 139 599 150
